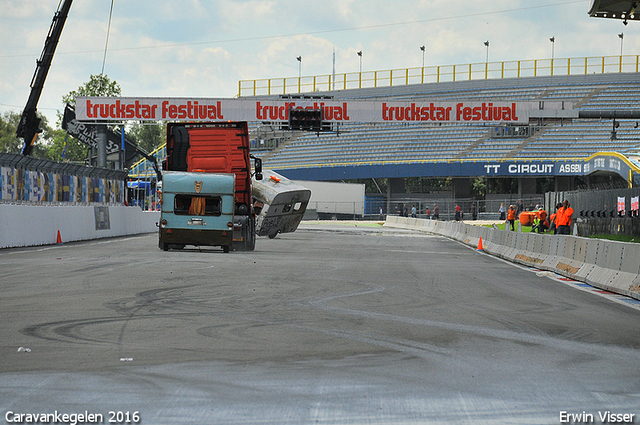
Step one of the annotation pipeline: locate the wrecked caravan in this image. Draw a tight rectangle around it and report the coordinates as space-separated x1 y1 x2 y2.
253 170 311 239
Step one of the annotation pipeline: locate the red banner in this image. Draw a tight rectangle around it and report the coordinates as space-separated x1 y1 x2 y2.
618 196 626 214
75 97 532 124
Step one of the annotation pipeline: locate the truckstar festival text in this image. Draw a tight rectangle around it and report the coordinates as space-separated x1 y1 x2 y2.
76 97 531 124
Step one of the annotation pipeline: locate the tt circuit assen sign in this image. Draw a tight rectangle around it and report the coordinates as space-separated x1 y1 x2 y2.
483 162 579 176
481 154 639 179
75 97 532 124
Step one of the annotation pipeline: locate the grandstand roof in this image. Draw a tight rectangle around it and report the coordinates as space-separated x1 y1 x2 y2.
588 0 640 24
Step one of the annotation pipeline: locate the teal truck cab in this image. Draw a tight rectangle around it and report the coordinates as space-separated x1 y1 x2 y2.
159 171 235 252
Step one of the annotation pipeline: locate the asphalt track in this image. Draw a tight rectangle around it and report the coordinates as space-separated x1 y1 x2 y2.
1 222 639 425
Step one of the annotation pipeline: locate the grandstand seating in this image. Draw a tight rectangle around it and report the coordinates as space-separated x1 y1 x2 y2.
257 73 640 170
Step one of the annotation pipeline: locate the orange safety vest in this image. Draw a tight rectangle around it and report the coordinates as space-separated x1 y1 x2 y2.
507 208 516 220
563 207 574 226
555 207 566 226
556 206 574 226
539 210 549 226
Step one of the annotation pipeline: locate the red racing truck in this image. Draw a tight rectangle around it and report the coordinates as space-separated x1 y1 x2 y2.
163 122 262 251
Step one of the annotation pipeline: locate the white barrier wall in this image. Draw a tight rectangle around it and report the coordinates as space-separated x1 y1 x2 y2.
0 204 160 249
385 216 640 301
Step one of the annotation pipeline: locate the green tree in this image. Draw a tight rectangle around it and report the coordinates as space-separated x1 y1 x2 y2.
488 177 518 194
53 74 122 162
61 74 121 112
129 122 166 153
46 128 88 162
421 178 451 193
1 111 53 157
536 177 555 194
404 177 422 193
471 177 487 197
346 178 387 194
0 111 22 154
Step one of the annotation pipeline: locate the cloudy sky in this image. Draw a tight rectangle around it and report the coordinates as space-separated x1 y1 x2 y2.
0 0 636 126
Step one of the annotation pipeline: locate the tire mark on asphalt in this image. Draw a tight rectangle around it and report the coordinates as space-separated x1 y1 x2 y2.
303 287 640 360
21 285 204 345
20 313 201 345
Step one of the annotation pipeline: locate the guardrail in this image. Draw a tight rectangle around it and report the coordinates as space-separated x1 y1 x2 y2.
239 54 640 97
129 144 166 179
385 216 640 301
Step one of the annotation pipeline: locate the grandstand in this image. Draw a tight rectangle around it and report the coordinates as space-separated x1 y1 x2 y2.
253 72 640 177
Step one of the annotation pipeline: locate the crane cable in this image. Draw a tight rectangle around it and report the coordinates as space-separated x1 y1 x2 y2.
101 0 115 76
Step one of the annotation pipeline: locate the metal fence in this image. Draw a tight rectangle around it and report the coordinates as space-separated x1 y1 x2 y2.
385 196 542 221
546 187 640 237
239 54 640 97
354 194 543 221
546 187 640 219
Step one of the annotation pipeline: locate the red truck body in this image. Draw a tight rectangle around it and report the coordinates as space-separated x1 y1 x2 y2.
164 122 257 250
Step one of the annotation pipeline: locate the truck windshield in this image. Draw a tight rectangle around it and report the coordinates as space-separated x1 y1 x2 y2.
174 194 222 216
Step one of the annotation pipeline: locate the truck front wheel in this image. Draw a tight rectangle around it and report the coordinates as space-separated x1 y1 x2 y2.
233 216 256 251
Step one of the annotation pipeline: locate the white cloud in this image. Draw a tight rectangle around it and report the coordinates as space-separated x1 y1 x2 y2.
1 0 51 18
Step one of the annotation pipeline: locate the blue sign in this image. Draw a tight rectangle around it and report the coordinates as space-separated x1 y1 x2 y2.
273 153 639 182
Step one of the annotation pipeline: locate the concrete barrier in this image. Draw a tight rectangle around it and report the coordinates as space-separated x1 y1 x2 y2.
583 241 640 299
0 203 159 249
514 232 546 268
575 237 600 282
385 216 640 301
504 231 519 261
490 229 509 258
483 227 501 255
554 237 583 279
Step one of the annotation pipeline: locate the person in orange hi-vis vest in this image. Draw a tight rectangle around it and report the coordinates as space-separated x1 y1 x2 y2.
548 202 562 234
532 208 549 233
556 200 573 235
507 205 517 231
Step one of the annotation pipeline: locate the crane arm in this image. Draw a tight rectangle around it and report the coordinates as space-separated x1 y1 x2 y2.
17 0 73 156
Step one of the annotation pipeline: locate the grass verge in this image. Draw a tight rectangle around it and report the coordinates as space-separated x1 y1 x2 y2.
484 222 639 243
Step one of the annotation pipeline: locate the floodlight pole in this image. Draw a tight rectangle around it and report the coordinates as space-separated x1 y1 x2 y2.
550 36 555 75
332 48 336 91
484 41 489 79
357 51 363 88
420 45 426 83
619 33 624 57
296 56 302 92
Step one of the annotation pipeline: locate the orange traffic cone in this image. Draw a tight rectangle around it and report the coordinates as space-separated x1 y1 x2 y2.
476 237 483 251
56 230 63 245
